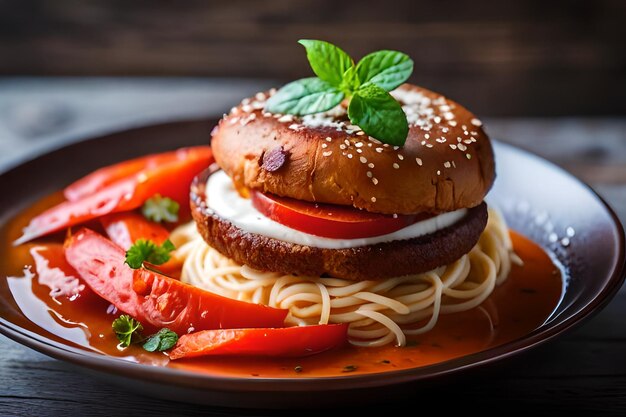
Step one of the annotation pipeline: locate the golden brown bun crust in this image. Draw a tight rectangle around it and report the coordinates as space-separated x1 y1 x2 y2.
191 170 488 280
211 84 495 214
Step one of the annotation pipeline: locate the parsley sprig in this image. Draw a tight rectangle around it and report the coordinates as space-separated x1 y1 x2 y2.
142 194 179 223
112 315 178 351
112 315 143 347
265 39 413 145
125 239 175 269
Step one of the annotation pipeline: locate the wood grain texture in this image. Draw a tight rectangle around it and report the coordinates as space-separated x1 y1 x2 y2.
0 0 625 115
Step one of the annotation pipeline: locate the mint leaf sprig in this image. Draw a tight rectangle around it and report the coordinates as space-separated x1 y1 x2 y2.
265 39 413 146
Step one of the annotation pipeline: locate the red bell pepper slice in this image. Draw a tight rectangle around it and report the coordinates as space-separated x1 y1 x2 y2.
64 147 210 201
64 229 287 334
14 147 212 245
169 324 349 359
100 212 170 250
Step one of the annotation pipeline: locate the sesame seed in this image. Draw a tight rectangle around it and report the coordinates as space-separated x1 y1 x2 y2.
448 120 457 127
242 104 253 112
242 98 251 105
392 213 398 218
229 117 240 125
360 156 367 164
463 130 469 136
424 134 430 139
393 146 400 151
322 151 333 157
421 140 427 146
470 131 478 136
437 170 441 176
442 127 449 133
471 118 482 126
397 154 404 160
356 149 363 153
255 92 266 101
371 197 377 202
443 112 454 120
450 144 457 150
415 157 423 166
426 143 434 148
355 142 364 148
375 147 383 153
457 137 462 143
367 143 372 147
340 144 346 150
321 143 328 149
452 161 457 168
347 154 353 159
439 105 451 112
288 124 300 130
356 131 365 136
372 177 379 185
393 163 400 169
444 161 451 168
344 139 351 146
464 139 472 144
458 144 467 151
462 125 467 130
262 112 272 117
368 162 375 168
326 137 332 142
466 153 472 159
367 171 373 178
436 137 446 143
434 116 442 123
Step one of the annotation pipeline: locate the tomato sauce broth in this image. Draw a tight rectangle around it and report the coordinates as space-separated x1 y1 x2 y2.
0 191 564 378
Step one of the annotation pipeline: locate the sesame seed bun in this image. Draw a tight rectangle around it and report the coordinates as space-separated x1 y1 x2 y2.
210 84 495 214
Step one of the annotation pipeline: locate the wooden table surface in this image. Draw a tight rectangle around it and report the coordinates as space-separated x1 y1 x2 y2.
0 79 625 416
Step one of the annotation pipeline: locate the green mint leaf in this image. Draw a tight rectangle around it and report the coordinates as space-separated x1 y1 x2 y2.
142 194 179 223
355 50 414 91
125 239 175 269
112 315 143 347
142 328 179 352
298 39 354 87
348 83 409 146
339 66 360 95
265 77 344 115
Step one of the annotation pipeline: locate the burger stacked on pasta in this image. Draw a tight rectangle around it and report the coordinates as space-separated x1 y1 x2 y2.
171 83 515 348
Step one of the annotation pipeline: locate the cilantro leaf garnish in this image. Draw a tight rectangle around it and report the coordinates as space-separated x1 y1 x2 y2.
112 315 143 347
142 194 179 223
142 328 179 352
125 239 175 269
265 39 414 145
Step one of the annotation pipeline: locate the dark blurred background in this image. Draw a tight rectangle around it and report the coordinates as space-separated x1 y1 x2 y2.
1 0 625 116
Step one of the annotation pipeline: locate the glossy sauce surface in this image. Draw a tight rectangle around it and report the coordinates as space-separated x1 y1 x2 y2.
0 191 563 378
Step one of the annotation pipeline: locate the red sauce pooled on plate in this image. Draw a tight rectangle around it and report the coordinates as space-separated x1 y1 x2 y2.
0 191 563 378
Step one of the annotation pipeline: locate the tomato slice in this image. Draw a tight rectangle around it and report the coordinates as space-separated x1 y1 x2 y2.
251 190 427 239
100 212 170 250
169 324 348 359
30 244 94 302
64 147 210 201
64 229 288 334
14 147 213 245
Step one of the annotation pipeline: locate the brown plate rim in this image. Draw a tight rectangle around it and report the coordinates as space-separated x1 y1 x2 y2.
0 119 624 394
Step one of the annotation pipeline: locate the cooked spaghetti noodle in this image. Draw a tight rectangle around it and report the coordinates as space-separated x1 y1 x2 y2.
171 209 517 347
